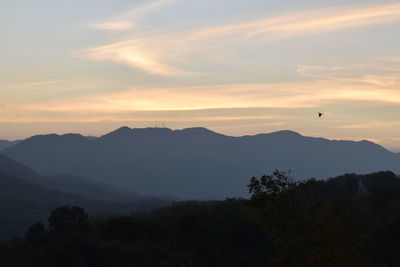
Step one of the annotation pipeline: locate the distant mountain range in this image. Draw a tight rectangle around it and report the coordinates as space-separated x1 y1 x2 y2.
3 127 400 199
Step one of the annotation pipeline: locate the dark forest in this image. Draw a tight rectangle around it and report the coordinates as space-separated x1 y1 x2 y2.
1 171 400 266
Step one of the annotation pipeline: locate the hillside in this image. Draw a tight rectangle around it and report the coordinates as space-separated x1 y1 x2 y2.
0 155 141 202
0 156 171 239
0 140 19 151
0 170 101 239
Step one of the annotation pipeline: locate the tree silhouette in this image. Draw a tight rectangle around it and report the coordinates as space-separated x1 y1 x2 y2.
248 170 368 266
26 222 47 244
48 206 90 234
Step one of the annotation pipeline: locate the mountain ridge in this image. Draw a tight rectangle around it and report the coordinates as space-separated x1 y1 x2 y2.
0 140 20 151
3 127 399 199
0 155 143 202
0 155 172 239
6 127 392 152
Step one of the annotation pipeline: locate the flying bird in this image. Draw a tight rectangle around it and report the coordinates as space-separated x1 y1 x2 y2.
318 112 323 118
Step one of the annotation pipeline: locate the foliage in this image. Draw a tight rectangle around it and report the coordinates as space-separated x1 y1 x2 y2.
248 171 368 266
0 201 268 267
1 171 400 266
48 206 90 234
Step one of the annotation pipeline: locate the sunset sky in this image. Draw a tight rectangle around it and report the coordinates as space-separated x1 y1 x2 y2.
1 0 400 150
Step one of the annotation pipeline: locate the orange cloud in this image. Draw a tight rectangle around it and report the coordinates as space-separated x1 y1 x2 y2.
297 64 400 87
82 3 400 76
83 41 190 76
20 77 400 114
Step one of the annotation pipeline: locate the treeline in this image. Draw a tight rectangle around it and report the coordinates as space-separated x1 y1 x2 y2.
1 171 400 266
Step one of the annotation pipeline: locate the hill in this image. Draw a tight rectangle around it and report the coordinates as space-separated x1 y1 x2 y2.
0 140 19 151
46 174 142 202
4 127 400 199
0 155 170 239
0 169 108 239
0 155 141 202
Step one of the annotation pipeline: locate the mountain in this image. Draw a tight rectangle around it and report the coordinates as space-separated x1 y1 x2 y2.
4 127 400 199
0 154 48 186
0 155 141 202
0 155 170 239
46 174 142 202
0 170 166 239
0 140 20 151
0 170 85 239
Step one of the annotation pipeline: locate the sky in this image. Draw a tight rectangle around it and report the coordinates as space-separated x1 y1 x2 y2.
1 0 400 150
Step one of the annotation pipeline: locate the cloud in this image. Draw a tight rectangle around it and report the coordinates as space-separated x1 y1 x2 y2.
21 77 400 115
246 3 400 38
339 121 400 129
88 0 180 31
3 75 400 149
380 57 400 63
0 114 282 124
5 61 400 119
297 64 400 86
82 2 400 76
89 22 134 31
0 79 79 88
82 40 190 76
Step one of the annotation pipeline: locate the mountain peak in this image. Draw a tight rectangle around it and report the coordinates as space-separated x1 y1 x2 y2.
178 127 222 136
249 130 302 139
22 133 87 144
101 126 224 140
271 130 302 137
101 126 174 140
107 126 132 136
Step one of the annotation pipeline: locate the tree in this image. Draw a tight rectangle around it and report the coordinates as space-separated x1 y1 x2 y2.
248 170 368 266
26 222 47 244
48 206 90 235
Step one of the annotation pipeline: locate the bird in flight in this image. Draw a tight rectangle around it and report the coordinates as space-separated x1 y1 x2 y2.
318 112 324 118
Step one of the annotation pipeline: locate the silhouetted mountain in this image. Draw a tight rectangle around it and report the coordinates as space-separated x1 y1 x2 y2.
0 170 82 239
0 171 168 239
4 127 400 199
0 155 48 186
0 155 171 239
47 174 142 202
0 140 19 151
0 155 142 202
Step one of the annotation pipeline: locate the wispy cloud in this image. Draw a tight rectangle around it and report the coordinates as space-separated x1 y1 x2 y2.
0 114 283 124
380 57 400 63
82 41 190 76
89 22 134 31
22 77 400 114
82 2 400 76
5 62 400 121
246 3 400 38
88 0 180 31
339 121 400 129
0 79 79 88
297 64 400 86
